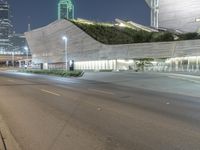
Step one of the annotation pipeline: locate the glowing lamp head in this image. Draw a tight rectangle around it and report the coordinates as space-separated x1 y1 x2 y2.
62 36 68 41
196 18 200 22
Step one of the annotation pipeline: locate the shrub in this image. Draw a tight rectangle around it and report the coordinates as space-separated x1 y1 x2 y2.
19 69 84 77
72 20 200 44
71 21 177 44
179 32 200 40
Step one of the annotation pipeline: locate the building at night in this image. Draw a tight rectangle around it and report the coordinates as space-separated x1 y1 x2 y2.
25 19 200 72
145 0 200 33
0 0 12 54
0 0 30 67
58 0 74 20
10 33 29 55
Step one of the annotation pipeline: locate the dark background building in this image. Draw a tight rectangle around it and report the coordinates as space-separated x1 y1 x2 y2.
0 0 30 66
0 0 12 54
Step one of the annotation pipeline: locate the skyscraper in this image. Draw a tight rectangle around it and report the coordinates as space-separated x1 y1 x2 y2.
58 0 74 20
145 0 200 33
145 0 159 28
0 0 12 53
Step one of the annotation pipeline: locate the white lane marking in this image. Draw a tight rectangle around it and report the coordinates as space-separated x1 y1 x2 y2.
7 79 17 83
40 89 61 96
88 89 114 95
97 107 102 111
168 76 200 84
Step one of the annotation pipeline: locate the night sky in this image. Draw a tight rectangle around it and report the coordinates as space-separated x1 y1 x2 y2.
8 0 150 33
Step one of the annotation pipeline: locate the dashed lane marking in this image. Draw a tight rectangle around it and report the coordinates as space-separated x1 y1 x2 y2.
7 79 17 83
88 89 114 95
40 89 61 97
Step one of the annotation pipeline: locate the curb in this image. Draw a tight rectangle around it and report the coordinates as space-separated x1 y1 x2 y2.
0 130 6 150
0 115 21 150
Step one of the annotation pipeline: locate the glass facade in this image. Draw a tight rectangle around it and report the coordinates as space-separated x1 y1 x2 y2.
146 0 200 33
0 0 12 53
145 0 159 28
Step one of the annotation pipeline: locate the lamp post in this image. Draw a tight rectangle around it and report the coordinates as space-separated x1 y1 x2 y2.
24 46 29 68
62 36 68 70
195 18 200 33
12 49 15 68
195 18 200 22
24 46 29 60
12 46 19 68
12 46 19 67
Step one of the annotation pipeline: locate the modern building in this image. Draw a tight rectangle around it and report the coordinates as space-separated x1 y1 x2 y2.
0 33 30 67
0 0 12 54
0 0 31 66
10 33 30 55
58 0 74 20
25 19 200 72
145 0 200 33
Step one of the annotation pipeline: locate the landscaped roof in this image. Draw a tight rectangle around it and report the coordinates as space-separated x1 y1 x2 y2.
71 19 200 45
71 19 175 45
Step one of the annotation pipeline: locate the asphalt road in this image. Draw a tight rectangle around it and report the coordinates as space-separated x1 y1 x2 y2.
0 71 200 150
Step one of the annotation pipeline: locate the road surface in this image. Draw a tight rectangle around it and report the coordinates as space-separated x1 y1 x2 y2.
0 71 200 150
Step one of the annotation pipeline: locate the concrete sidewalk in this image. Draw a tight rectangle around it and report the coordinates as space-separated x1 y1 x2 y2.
0 115 21 150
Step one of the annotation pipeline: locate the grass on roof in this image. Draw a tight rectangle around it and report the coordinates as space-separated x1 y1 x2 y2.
71 20 200 44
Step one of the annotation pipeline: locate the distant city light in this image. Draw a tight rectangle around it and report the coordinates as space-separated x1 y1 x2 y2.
119 23 126 27
24 46 28 51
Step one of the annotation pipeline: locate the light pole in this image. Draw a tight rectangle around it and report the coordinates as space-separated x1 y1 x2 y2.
195 18 200 33
62 36 68 70
12 46 20 68
195 18 200 22
12 46 19 67
24 46 29 68
24 46 29 60
12 49 15 68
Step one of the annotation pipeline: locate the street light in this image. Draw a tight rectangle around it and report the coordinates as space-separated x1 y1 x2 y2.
62 36 68 70
195 18 200 22
12 49 15 68
24 46 29 68
24 46 29 60
11 46 19 68
195 18 200 33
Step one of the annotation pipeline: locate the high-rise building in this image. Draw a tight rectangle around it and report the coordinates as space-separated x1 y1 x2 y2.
0 0 12 54
58 0 74 20
145 0 200 33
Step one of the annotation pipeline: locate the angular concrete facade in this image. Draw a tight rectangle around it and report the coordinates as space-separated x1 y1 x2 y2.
25 19 200 71
146 0 200 33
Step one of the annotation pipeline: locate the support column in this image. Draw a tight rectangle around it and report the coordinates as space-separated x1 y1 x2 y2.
115 59 118 71
187 58 190 72
170 59 173 72
181 59 184 71
175 60 178 71
196 57 199 72
19 60 22 68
